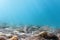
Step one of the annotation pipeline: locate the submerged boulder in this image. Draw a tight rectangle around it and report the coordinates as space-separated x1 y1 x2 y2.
39 31 59 40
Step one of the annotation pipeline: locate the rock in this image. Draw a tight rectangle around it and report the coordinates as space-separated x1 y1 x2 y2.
39 31 47 37
57 33 60 40
27 26 40 33
9 35 18 40
16 29 25 33
13 30 20 34
38 31 59 40
40 25 50 31
25 34 44 40
5 33 13 38
0 32 5 36
18 33 25 36
0 36 7 40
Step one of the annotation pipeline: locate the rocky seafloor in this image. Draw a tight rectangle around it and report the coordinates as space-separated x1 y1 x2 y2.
0 25 60 40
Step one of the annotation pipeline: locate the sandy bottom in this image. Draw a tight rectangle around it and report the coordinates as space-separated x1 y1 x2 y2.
0 25 60 40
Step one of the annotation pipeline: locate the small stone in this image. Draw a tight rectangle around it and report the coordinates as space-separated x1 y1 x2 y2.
13 30 19 34
10 35 18 40
16 29 25 33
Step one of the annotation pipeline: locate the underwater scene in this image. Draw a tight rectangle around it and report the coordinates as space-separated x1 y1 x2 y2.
0 0 60 40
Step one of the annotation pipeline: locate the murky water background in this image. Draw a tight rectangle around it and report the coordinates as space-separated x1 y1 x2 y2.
0 0 60 27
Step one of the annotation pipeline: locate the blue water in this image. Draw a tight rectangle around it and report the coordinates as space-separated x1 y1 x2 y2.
0 0 60 27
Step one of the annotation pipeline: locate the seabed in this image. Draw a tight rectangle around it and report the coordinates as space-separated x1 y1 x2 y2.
0 24 60 40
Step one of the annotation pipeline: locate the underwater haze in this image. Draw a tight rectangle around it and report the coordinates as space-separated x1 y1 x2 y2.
0 0 60 26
